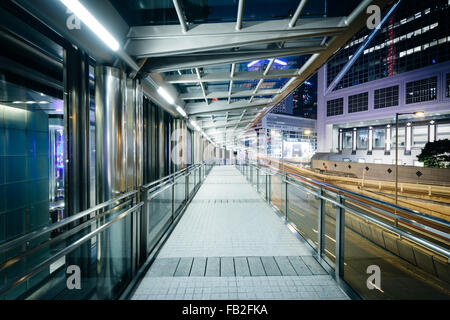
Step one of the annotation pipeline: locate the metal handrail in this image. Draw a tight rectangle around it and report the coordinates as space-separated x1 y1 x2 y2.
284 179 450 258
240 162 450 258
251 163 450 229
0 202 144 297
141 163 202 190
0 190 138 254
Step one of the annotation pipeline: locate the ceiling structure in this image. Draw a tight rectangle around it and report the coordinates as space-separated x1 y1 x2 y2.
13 0 393 149
114 0 392 149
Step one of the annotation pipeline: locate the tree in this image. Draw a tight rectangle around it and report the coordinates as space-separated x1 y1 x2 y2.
417 139 450 168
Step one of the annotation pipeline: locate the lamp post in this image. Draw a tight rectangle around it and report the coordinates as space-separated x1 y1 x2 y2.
395 111 425 206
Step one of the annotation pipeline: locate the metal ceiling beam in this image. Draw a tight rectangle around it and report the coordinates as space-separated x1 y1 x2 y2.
179 89 279 100
195 67 208 105
228 63 236 104
289 0 309 28
172 0 188 33
165 69 300 83
249 58 274 103
187 102 267 116
236 0 245 31
126 17 345 58
251 0 393 126
144 45 325 72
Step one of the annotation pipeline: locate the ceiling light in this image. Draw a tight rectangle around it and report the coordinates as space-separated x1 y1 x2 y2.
274 59 287 66
176 106 187 117
157 87 175 105
12 101 23 104
60 0 120 51
247 60 260 67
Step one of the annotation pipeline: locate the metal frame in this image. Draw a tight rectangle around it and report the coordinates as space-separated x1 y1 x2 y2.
239 162 450 299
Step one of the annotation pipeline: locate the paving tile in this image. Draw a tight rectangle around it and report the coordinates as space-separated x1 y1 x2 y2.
260 256 282 276
234 257 251 276
132 167 349 301
147 258 180 277
274 256 297 276
247 257 265 276
174 257 193 277
288 256 313 276
190 257 207 276
301 256 328 275
205 257 220 277
220 257 235 277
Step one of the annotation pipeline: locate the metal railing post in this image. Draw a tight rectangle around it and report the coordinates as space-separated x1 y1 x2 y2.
140 189 149 263
185 167 189 201
172 175 175 220
284 175 288 221
335 194 345 278
318 188 325 258
257 168 260 192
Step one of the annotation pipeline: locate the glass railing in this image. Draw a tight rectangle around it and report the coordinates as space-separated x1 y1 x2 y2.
237 162 450 300
0 162 211 300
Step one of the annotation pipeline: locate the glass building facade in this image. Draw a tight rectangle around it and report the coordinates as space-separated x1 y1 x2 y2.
316 0 450 166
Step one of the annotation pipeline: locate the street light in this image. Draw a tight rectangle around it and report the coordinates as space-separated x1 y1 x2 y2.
395 111 425 207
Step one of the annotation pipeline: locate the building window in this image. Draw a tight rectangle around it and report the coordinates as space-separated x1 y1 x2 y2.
437 123 450 140
392 127 405 148
357 129 369 149
343 131 352 149
327 98 344 116
412 125 428 148
373 127 386 148
374 85 399 109
405 77 437 104
348 92 368 113
446 73 450 98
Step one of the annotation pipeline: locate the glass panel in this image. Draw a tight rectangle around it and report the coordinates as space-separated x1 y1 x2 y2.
286 182 318 250
260 78 290 90
373 128 386 149
357 129 369 149
343 131 353 149
270 174 283 213
392 127 406 147
147 186 173 252
244 0 328 21
1 199 135 299
109 0 179 26
174 175 185 217
412 125 428 148
343 210 450 299
205 82 229 93
189 170 195 195
258 169 267 199
232 80 257 92
437 123 450 140
323 193 336 267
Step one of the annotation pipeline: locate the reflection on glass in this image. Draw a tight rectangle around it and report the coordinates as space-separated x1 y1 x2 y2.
392 127 405 147
357 129 369 149
413 125 428 147
373 128 386 149
343 131 352 149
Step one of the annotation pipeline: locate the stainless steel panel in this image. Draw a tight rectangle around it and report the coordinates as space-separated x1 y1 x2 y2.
95 66 126 202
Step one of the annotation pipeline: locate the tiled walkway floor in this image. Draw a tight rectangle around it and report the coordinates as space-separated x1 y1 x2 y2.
132 166 348 300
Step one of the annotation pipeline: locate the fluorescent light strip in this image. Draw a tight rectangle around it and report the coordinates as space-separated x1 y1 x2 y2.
274 59 287 66
247 60 260 67
176 106 187 117
60 0 120 51
157 87 175 105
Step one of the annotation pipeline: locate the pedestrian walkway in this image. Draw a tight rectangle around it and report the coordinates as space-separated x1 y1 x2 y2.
132 166 349 300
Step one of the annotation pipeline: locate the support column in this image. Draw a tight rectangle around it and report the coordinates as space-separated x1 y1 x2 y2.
64 48 90 217
95 66 127 299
